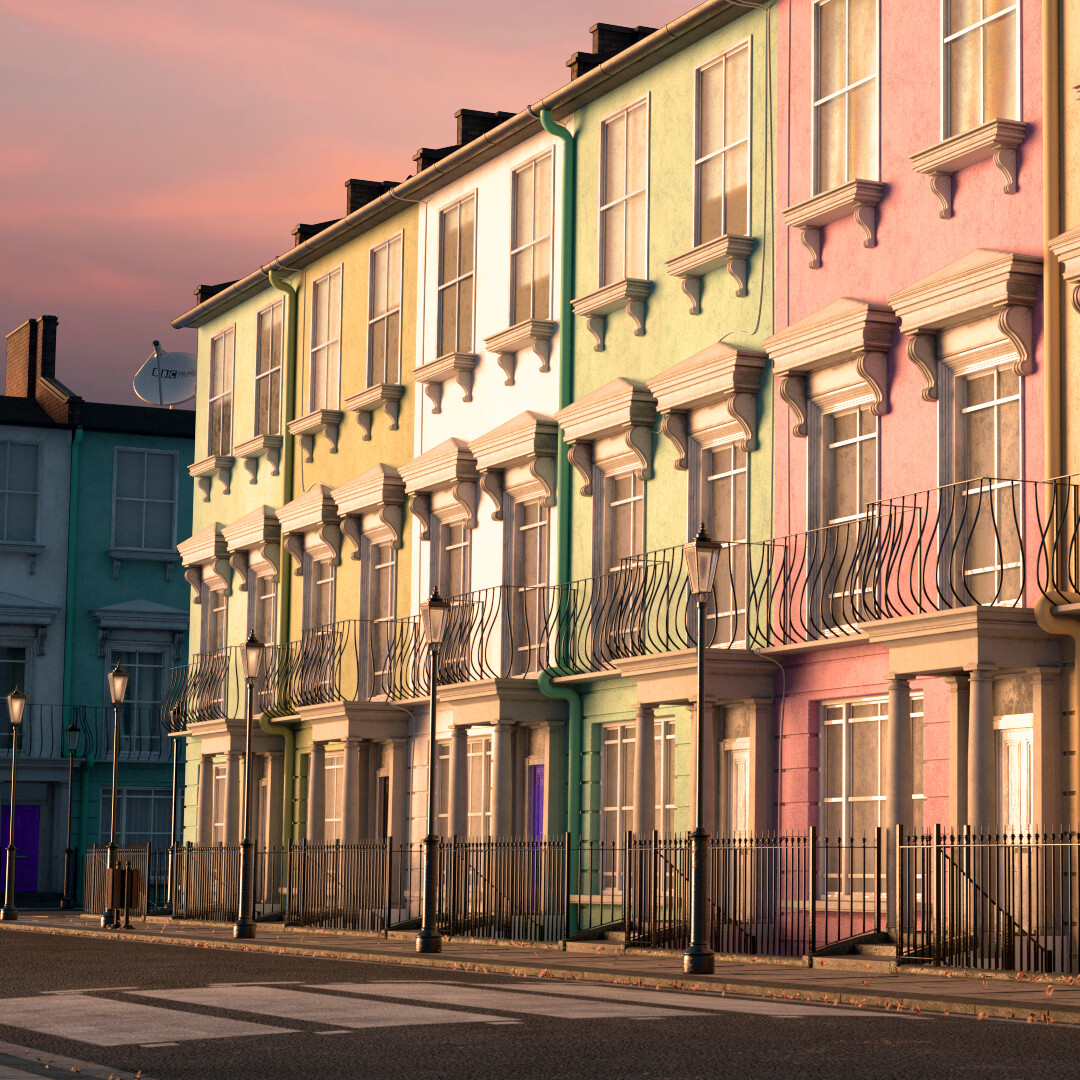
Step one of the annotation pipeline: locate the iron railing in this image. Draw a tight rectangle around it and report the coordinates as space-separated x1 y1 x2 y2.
83 844 171 917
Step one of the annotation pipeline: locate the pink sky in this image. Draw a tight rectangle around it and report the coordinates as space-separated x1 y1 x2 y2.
0 0 674 405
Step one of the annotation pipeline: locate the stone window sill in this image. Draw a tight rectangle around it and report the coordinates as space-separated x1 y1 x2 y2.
571 278 651 352
665 235 755 314
344 383 404 441
108 548 181 581
234 433 283 483
413 353 478 414
783 179 885 269
483 319 557 386
910 118 1027 219
287 409 344 462
0 540 45 575
188 454 234 501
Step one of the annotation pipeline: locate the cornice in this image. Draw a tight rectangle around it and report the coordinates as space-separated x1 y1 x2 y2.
665 234 755 313
233 434 282 485
188 454 234 501
178 523 231 599
413 352 478 415
1049 227 1080 314
399 437 479 540
343 383 404 441
275 484 342 572
222 505 282 584
571 278 652 351
470 411 558 519
332 463 406 553
287 408 344 462
783 180 886 269
483 320 558 386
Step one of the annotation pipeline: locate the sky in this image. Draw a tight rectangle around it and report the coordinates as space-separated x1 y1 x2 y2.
0 0 675 406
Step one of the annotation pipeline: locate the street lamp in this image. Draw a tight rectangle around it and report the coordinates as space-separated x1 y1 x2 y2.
60 719 80 909
234 632 263 939
167 704 182 913
417 587 450 954
1 686 26 921
683 524 721 976
102 662 129 929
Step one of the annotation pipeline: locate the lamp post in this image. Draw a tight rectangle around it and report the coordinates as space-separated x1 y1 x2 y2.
167 705 181 913
2 686 26 921
60 719 80 909
416 587 450 955
683 525 721 976
234 632 263 939
102 662 129 929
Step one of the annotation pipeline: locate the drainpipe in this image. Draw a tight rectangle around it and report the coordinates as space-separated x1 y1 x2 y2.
533 107 583 845
1034 596 1080 826
266 267 298 844
1043 0 1063 481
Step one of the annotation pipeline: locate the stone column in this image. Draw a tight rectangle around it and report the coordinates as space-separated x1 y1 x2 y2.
355 741 371 840
967 669 995 830
306 742 325 844
342 739 360 843
491 722 514 839
448 726 469 838
944 674 970 828
748 699 775 834
632 705 655 836
884 677 912 832
543 721 567 836
386 738 408 849
197 754 213 845
1031 668 1063 829
223 752 241 845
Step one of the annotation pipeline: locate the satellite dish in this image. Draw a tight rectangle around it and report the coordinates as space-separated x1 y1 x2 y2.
133 341 197 407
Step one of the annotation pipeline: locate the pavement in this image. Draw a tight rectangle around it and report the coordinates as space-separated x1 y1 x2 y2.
3 910 1078 1025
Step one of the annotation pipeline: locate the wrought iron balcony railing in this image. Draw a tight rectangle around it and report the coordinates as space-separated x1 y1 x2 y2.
0 703 170 762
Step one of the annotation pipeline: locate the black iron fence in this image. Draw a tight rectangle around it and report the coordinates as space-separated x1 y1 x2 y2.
83 844 171 917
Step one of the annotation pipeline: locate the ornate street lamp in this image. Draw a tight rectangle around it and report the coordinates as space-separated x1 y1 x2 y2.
166 704 182 912
102 662 129 929
60 719 80 909
683 525 721 975
417 587 451 954
1 686 26 921
234 632 263 939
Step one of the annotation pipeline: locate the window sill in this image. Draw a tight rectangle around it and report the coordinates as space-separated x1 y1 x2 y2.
910 118 1027 218
0 541 45 575
665 235 755 314
188 454 234 501
344 383 404 441
783 179 885 269
287 409 344 462
413 353 478 414
482 319 557 386
571 278 652 351
107 548 181 581
234 433 283 484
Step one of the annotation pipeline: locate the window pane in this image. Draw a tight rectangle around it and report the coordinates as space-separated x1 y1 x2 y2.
816 95 846 193
513 249 532 325
983 11 1017 121
459 197 475 275
602 202 625 286
115 450 143 499
440 283 457 356
386 313 400 383
535 154 553 237
825 723 842 798
625 192 647 279
699 62 724 158
371 319 387 383
847 81 876 181
724 47 749 144
948 31 980 135
948 0 980 33
847 0 876 84
388 237 402 306
603 116 626 204
533 238 551 320
626 104 647 193
441 205 459 282
516 167 534 247
966 406 995 477
850 720 878 797
697 156 724 244
816 0 846 99
999 398 1020 477
831 443 858 520
372 244 388 318
457 275 473 352
724 142 749 235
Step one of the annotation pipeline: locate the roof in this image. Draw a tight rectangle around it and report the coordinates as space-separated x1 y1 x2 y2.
0 395 194 437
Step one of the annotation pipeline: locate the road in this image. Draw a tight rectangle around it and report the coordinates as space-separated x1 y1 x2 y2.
0 931 1076 1079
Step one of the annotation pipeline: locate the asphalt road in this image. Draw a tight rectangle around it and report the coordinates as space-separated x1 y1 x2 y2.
0 930 1076 1080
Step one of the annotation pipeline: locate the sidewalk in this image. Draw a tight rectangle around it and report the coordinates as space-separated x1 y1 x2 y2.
3 911 1076 1025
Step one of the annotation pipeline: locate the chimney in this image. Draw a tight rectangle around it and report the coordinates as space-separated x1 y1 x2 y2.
5 315 57 399
412 145 456 172
413 109 515 172
345 179 397 215
291 219 338 246
194 281 237 306
566 23 657 80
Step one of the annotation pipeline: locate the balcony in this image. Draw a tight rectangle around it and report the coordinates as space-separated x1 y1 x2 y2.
0 703 171 763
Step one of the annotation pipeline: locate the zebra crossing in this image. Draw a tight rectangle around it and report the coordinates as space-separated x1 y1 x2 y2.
0 979 882 1049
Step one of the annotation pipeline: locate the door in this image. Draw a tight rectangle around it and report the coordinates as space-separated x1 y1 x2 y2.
721 744 750 837
997 725 1033 834
527 765 545 841
1 804 41 893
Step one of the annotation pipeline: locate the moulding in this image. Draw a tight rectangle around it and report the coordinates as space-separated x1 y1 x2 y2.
233 434 283 484
483 320 558 385
275 484 341 573
910 119 1027 218
332 463 406 553
0 591 58 655
399 438 479 539
1049 227 1080 314
107 548 180 582
287 409 344 463
413 353 478 414
344 383 404 441
222 506 281 584
783 179 886 269
91 599 188 660
471 411 558 518
178 522 230 600
188 454 234 501
571 278 651 351
664 235 755 313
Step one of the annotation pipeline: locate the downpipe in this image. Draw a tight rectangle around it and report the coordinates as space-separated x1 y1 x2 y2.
1034 595 1080 826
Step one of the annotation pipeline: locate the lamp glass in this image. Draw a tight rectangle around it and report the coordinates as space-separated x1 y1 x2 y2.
684 525 722 599
6 686 26 728
420 587 451 647
108 663 130 706
65 721 80 754
243 631 264 681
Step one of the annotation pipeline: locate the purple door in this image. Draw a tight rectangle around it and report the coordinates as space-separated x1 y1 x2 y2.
528 765 544 841
1 805 40 893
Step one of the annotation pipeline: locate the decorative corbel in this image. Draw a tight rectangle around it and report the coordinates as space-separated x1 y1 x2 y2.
112 558 121 580
229 549 250 588
242 456 260 484
779 374 808 437
184 565 203 601
855 350 889 415
585 315 606 352
297 432 316 464
906 332 939 401
97 627 109 659
495 353 517 387
533 455 558 508
727 391 759 452
994 145 1019 194
626 297 647 337
927 173 953 219
659 412 690 471
317 521 343 566
479 470 505 521
410 492 432 542
679 278 702 317
567 441 594 496
35 626 47 656
448 481 478 530
424 382 444 415
996 304 1034 376
342 516 363 559
853 203 878 248
798 227 822 271
171 630 185 662
195 474 214 503
625 426 653 481
284 532 306 575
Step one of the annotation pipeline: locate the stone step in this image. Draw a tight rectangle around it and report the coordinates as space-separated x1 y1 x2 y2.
811 954 898 974
855 942 899 958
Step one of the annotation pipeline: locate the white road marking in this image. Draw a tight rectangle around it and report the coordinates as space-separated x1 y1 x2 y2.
312 1030 352 1036
135 986 503 1030
311 982 699 1020
480 981 869 1017
42 987 138 995
0 995 291 1047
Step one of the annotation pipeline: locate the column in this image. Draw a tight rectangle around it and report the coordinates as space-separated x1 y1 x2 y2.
543 721 567 836
967 668 995 830
197 754 213 845
355 741 371 840
306 742 325 844
944 674 970 828
448 725 468 838
386 739 408 848
884 677 912 832
223 752 241 845
748 699 774 834
342 739 360 843
632 706 655 836
491 722 514 838
1031 668 1063 829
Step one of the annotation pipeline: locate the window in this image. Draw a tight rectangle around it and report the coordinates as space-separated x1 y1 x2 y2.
255 300 283 437
110 649 166 757
310 267 342 411
201 585 228 653
821 695 923 891
467 735 492 837
944 0 1019 138
367 542 396 688
511 154 553 322
208 327 234 456
369 234 403 385
100 787 172 849
247 570 276 646
512 500 549 675
0 441 39 544
700 443 748 646
211 763 227 845
0 645 27 698
823 406 877 527
324 751 344 842
813 0 878 194
303 554 335 630
437 520 471 599
695 44 750 243
600 721 676 842
600 101 648 285
112 448 177 552
438 194 476 356
602 473 645 574
653 718 676 837
961 365 1020 482
435 741 450 837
